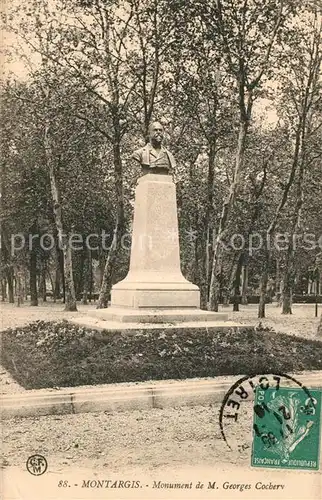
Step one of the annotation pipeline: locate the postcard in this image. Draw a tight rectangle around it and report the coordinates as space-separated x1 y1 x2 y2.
1 0 322 498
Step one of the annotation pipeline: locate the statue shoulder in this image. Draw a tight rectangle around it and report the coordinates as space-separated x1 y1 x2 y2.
165 148 176 168
132 144 149 162
132 144 151 165
132 147 143 162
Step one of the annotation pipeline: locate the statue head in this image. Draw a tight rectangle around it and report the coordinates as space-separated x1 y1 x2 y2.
148 121 164 147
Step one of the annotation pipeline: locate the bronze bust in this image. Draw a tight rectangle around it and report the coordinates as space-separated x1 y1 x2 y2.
132 122 176 175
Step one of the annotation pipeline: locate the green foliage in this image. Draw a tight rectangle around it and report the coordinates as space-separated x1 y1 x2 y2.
1 0 321 305
1 320 322 389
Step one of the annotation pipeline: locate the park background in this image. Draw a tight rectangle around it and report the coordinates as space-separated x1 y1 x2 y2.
0 0 322 328
2 2 322 487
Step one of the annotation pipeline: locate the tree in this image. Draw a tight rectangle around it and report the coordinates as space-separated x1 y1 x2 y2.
0 80 50 306
279 12 322 314
2 0 321 316
211 0 300 311
258 8 322 317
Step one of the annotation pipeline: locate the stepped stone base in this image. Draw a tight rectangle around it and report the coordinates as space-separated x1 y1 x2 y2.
74 173 233 331
70 311 241 332
111 280 200 309
82 307 228 325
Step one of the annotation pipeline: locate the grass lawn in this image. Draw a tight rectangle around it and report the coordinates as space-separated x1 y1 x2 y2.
1 320 322 390
1 301 320 338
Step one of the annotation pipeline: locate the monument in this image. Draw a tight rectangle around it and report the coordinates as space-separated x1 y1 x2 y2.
111 122 200 312
74 122 228 327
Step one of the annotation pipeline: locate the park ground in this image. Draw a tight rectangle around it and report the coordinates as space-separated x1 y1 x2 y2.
1 300 320 336
1 301 321 480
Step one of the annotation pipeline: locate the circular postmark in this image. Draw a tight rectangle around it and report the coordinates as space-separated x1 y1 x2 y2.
26 454 48 476
219 372 315 454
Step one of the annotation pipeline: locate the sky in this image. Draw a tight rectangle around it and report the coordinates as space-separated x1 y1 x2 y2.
1 0 281 128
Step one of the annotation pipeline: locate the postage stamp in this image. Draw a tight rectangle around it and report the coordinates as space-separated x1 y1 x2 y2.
219 372 317 454
251 387 321 470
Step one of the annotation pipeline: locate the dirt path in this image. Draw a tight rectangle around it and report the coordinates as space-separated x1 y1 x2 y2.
2 404 250 474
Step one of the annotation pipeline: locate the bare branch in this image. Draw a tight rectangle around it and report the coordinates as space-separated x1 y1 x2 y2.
248 0 285 91
74 113 112 141
216 0 237 76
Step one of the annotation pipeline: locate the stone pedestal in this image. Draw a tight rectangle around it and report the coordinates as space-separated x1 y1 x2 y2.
111 173 200 309
76 172 228 325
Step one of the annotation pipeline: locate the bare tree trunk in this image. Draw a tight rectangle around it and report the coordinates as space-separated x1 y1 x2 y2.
258 247 269 319
281 281 292 314
24 270 28 300
241 255 248 305
76 247 86 301
81 248 91 305
205 143 216 303
281 159 304 314
281 244 293 314
57 249 65 302
209 118 249 311
204 228 210 304
97 225 119 309
1 229 14 303
258 120 301 318
198 229 208 310
14 266 24 307
64 242 77 311
39 259 47 302
88 257 93 302
232 253 243 312
193 234 199 286
1 279 7 301
44 122 77 312
30 241 38 306
47 269 54 297
281 149 304 315
52 227 61 302
6 267 14 303
275 257 281 305
282 20 321 313
54 266 60 303
258 281 268 318
97 124 124 309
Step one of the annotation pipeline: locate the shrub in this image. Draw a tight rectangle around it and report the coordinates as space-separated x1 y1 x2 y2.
1 320 322 390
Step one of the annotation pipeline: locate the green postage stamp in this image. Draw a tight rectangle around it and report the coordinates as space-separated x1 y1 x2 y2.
251 386 321 470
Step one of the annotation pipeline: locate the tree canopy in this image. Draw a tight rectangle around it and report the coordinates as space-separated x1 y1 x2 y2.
1 0 321 317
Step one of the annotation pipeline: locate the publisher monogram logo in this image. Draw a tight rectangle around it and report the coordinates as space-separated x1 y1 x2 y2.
26 454 48 476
